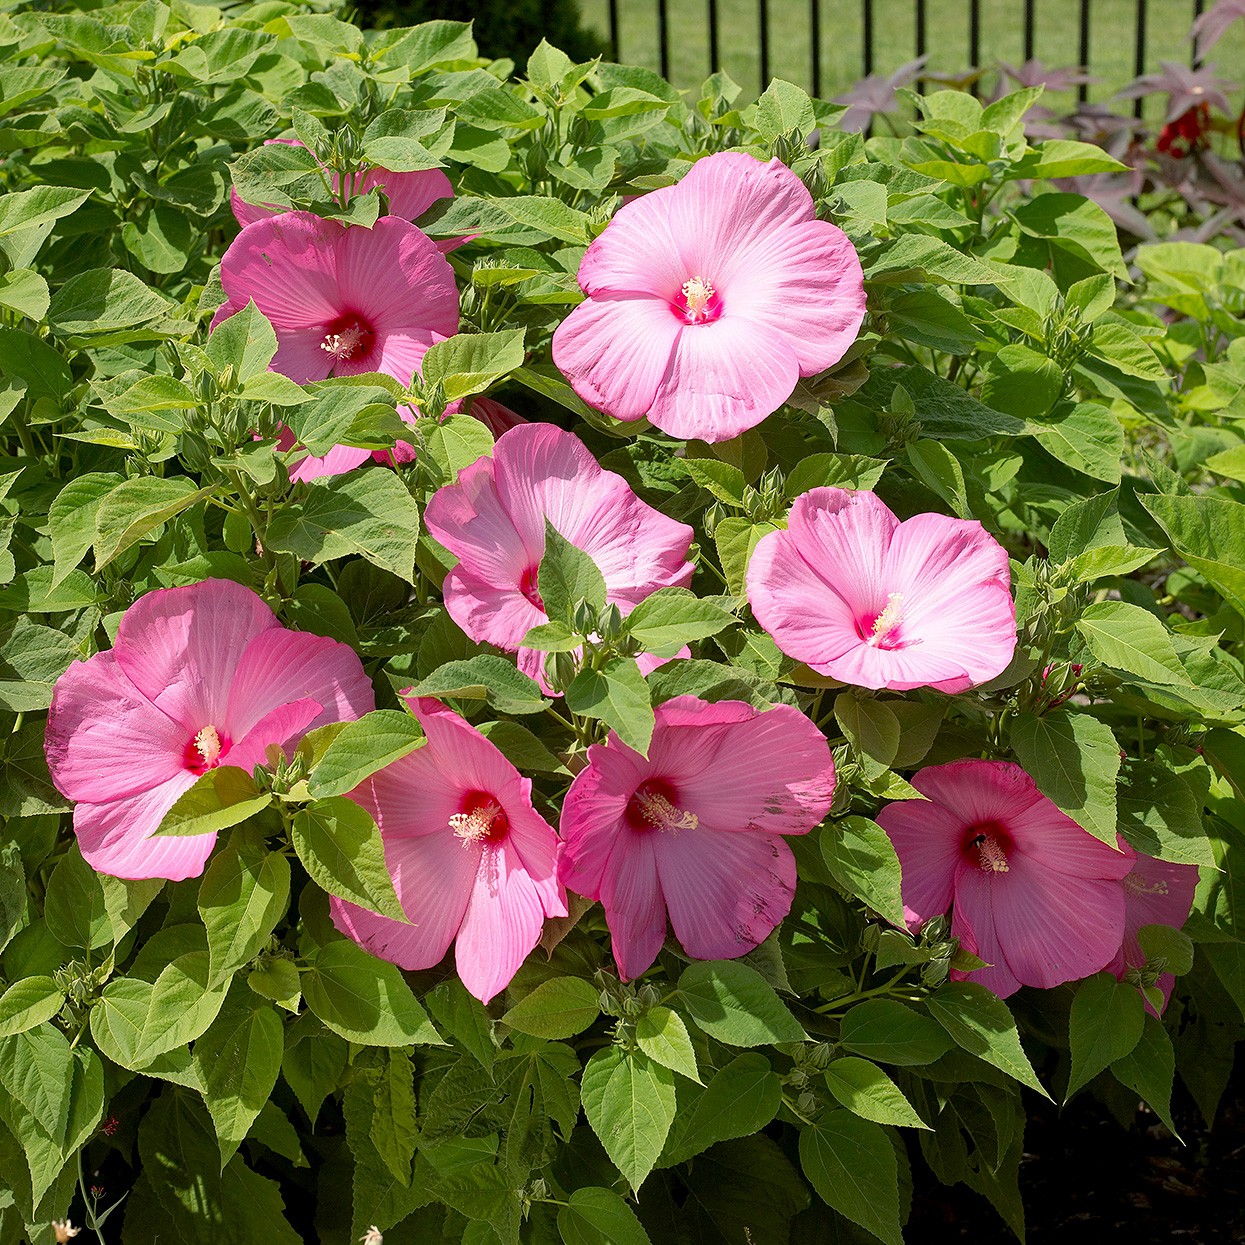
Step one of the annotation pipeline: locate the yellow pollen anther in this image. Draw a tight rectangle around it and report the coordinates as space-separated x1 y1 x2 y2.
1124 874 1170 896
635 790 699 834
868 593 904 646
320 323 366 361
975 835 1010 873
682 276 715 322
194 725 222 767
450 801 503 845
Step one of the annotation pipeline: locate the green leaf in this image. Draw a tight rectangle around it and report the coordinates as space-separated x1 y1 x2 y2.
714 517 780 597
558 1186 653 1245
1030 402 1125 484
680 458 747 506
420 413 495 483
93 476 217 571
799 1112 903 1245
906 439 970 517
662 1051 781 1164
291 798 406 922
1010 138 1128 179
48 472 122 586
784 452 887 496
834 696 900 768
539 520 608 625
1141 493 1245 621
1076 601 1190 685
198 828 290 986
193 992 284 1167
678 961 806 1047
581 1046 676 1192
1067 972 1145 1100
823 1056 930 1129
839 999 955 1066
926 981 1049 1096
420 328 526 400
153 766 271 838
43 844 110 951
624 588 735 654
46 267 173 335
408 655 550 715
753 78 816 140
302 939 441 1046
1010 710 1121 845
266 469 422 582
566 657 655 756
1117 760 1213 866
0 978 63 1039
867 234 1007 287
0 269 49 321
634 1006 700 1083
502 977 601 1039
1012 192 1126 278
820 815 906 928
306 710 425 798
1112 1013 1179 1137
206 298 279 381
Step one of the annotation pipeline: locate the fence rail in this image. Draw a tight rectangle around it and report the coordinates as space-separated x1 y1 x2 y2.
591 0 1217 104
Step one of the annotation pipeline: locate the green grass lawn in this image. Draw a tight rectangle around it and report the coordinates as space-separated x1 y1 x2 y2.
576 0 1245 119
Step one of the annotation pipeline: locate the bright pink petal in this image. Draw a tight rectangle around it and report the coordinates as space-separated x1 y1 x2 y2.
226 698 323 773
224 626 374 743
469 397 525 437
645 314 800 442
874 795 965 930
552 294 682 422
949 881 1022 999
112 579 278 731
444 569 547 652
1111 853 1200 988
45 652 189 803
599 828 667 981
74 773 208 882
656 827 796 961
560 742 648 898
330 826 476 969
270 327 336 384
286 441 375 482
910 760 1046 831
357 166 453 222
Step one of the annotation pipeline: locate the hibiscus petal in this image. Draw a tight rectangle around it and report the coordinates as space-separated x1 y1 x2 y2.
113 579 278 731
645 314 800 442
600 829 667 981
226 698 323 773
74 773 208 882
286 442 375 482
358 167 453 223
874 796 964 929
45 652 189 803
552 294 682 421
657 827 797 961
949 878 1022 999
559 743 646 899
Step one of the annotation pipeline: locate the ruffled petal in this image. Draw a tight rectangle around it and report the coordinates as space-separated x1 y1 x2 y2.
46 652 189 803
552 294 682 421
74 773 208 882
645 314 800 442
226 698 323 773
112 579 278 731
656 827 797 961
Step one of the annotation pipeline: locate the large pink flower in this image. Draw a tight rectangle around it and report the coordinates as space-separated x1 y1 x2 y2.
231 139 454 233
551 151 866 442
1109 849 1199 1013
44 579 374 882
876 760 1135 999
748 488 1017 693
559 696 836 981
330 697 566 1003
423 422 695 690
212 211 459 387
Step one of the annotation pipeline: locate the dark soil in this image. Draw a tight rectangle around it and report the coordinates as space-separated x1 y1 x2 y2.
909 1068 1245 1243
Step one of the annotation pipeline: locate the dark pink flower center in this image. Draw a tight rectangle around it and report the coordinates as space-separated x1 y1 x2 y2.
519 565 545 610
625 778 699 834
319 311 375 368
183 724 231 775
450 789 509 845
674 276 722 326
857 593 906 649
961 819 1012 874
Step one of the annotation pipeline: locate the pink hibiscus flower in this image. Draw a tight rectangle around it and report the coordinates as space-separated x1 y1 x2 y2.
44 579 374 882
550 151 866 443
330 696 566 1003
231 138 454 236
1109 849 1200 1013
559 696 836 981
748 488 1017 693
876 760 1135 999
423 422 695 691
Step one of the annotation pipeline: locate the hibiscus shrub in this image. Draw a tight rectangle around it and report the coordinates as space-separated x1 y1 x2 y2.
2 4 1245 1242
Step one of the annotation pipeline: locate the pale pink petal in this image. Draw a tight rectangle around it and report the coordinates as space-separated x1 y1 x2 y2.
74 772 208 882
287 441 374 482
353 749 461 840
46 653 189 803
330 827 476 969
645 314 800 442
455 838 554 1003
371 329 443 386
599 828 667 981
444 569 547 652
656 827 796 961
112 580 278 730
552 295 682 421
504 803 567 923
785 489 897 616
226 698 323 773
270 327 336 384
874 796 965 930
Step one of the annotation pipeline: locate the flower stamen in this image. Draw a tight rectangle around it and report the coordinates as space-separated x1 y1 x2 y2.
971 831 1010 873
681 276 715 323
868 593 904 646
632 787 699 834
320 322 367 361
450 799 506 845
193 725 223 768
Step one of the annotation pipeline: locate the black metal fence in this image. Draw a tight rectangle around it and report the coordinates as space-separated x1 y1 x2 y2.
596 0 1214 101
